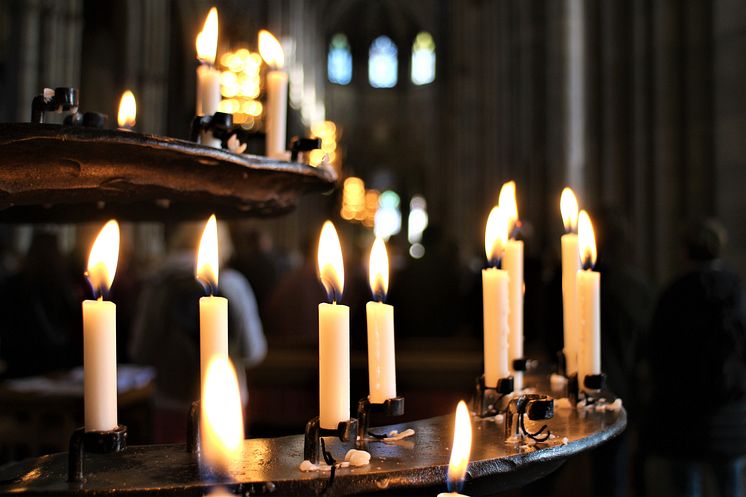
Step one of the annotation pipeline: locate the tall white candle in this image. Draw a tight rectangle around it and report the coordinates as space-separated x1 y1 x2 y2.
482 206 510 387
259 30 288 159
195 7 221 117
366 237 397 403
83 220 120 432
576 210 601 384
560 188 580 376
499 181 524 390
195 214 228 389
317 221 350 429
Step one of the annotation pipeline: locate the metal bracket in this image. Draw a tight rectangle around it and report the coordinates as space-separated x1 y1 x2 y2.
67 425 127 483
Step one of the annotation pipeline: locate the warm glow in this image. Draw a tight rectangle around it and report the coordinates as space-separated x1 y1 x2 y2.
117 90 136 128
258 30 285 69
317 221 345 302
560 187 579 233
447 400 473 492
86 220 120 298
484 206 509 265
369 237 389 301
578 210 597 269
201 355 244 473
196 214 219 292
196 7 218 64
498 180 519 236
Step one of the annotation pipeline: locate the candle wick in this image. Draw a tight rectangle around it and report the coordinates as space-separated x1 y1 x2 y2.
97 295 103 302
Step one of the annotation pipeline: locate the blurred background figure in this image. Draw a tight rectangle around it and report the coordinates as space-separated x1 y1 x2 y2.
129 221 266 443
646 218 746 497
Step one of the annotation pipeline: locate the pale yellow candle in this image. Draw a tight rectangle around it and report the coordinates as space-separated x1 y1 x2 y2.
83 220 120 431
259 30 288 159
195 7 221 117
577 210 601 384
499 181 524 390
482 206 510 387
317 221 350 429
366 237 397 403
560 188 580 376
196 214 228 389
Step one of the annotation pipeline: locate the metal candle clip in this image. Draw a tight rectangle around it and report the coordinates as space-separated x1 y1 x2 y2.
504 394 554 443
582 373 607 404
190 112 234 147
31 87 79 123
289 137 321 162
474 375 514 418
304 417 358 465
356 396 405 446
67 425 127 483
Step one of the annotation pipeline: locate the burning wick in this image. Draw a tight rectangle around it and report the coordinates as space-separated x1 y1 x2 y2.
437 400 472 497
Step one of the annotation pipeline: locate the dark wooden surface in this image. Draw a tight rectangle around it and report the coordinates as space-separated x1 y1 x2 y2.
0 124 337 222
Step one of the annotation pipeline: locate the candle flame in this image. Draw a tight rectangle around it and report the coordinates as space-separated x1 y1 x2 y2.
560 187 579 233
498 181 519 237
196 214 219 293
447 400 472 492
201 355 244 474
86 220 120 299
117 90 136 128
258 30 285 69
369 237 389 301
196 7 218 65
578 210 597 269
317 221 344 303
484 206 509 266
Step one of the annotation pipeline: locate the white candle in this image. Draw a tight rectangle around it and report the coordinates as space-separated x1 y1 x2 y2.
317 221 350 429
195 7 220 117
83 220 120 431
366 237 397 403
499 181 523 390
259 30 288 159
195 214 228 389
482 206 510 387
560 187 580 376
576 210 601 383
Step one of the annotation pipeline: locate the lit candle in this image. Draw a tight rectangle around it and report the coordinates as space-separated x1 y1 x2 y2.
195 7 221 117
499 181 524 390
117 90 136 131
259 30 288 159
196 214 228 391
366 237 397 404
482 206 510 388
560 188 580 376
201 355 244 474
437 400 472 497
83 220 120 431
576 210 601 384
317 221 350 429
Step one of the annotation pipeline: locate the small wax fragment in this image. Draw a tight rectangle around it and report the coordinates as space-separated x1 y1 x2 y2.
299 460 319 472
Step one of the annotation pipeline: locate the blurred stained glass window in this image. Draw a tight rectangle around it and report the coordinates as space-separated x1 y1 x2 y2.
328 34 352 85
411 32 435 85
368 36 398 88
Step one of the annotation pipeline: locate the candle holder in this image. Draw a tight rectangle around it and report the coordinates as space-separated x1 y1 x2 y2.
303 416 358 465
187 400 200 455
63 111 108 129
189 112 234 147
355 396 405 446
31 87 79 123
67 424 127 483
473 374 514 418
504 394 554 444
567 372 580 405
582 373 607 404
290 137 321 162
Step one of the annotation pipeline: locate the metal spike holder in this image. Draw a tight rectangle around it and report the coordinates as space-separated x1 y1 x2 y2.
31 87 79 123
67 425 128 483
190 112 235 147
355 396 405 447
303 417 358 465
187 400 200 455
504 394 554 443
473 375 514 418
